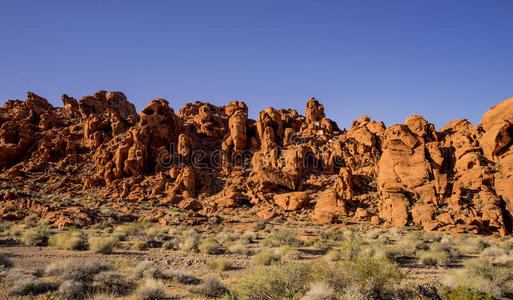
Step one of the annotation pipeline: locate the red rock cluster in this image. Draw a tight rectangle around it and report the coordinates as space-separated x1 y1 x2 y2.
1 91 513 235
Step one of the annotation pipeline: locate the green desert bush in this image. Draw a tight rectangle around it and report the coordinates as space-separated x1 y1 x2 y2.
192 275 228 298
312 258 403 298
199 237 224 254
228 242 253 255
269 228 302 246
179 230 201 252
135 278 167 300
21 225 51 246
89 236 118 254
442 258 513 298
207 257 233 271
232 262 311 300
48 231 88 250
132 241 149 251
418 250 449 267
252 248 282 266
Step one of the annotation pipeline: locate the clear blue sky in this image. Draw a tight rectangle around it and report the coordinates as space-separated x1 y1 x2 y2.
1 0 512 129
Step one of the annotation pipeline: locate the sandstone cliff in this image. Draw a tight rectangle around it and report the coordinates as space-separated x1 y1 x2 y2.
1 91 512 235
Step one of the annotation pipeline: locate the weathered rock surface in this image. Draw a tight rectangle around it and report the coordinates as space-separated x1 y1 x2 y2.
1 91 513 235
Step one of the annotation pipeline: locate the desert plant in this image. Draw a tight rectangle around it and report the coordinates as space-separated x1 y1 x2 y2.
418 250 449 267
199 237 224 254
49 230 88 250
232 262 311 300
270 228 302 246
93 271 133 294
228 242 252 255
132 241 149 251
134 261 165 279
5 268 50 296
301 281 336 300
45 259 108 282
21 225 51 246
191 275 228 298
0 252 13 268
135 278 167 300
179 231 201 252
162 237 180 250
89 236 118 254
169 269 200 285
207 257 233 271
252 248 282 266
57 280 85 299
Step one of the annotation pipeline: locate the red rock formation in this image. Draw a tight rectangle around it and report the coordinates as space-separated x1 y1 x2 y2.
1 91 513 235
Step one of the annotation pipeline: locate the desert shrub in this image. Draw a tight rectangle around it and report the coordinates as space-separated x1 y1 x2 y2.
432 236 460 259
376 245 408 262
232 262 311 300
442 258 513 298
162 237 180 250
418 250 449 267
45 259 108 282
332 239 363 260
275 245 300 261
134 261 165 279
87 293 117 300
270 228 302 246
199 237 224 254
93 271 133 294
239 232 257 244
207 257 232 271
252 248 282 266
458 236 491 255
0 252 13 268
169 269 200 285
89 236 118 254
254 222 267 231
135 279 167 300
228 242 252 255
300 282 335 300
58 280 85 299
132 241 149 251
5 268 50 296
145 226 167 242
179 231 201 252
365 229 383 240
312 258 403 297
192 275 228 298
439 286 493 300
49 231 88 250
21 225 51 246
481 246 508 258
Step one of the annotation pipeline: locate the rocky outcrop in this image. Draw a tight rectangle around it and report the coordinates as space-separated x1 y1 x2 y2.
1 91 513 235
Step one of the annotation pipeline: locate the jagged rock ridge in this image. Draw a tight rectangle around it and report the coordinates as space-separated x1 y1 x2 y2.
1 91 512 235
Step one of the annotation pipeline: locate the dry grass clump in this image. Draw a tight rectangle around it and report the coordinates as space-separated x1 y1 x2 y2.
457 235 491 255
431 236 460 259
442 257 513 298
232 262 311 299
179 229 201 252
300 282 336 300
228 242 253 255
481 246 509 258
131 240 149 251
134 261 166 280
134 278 167 300
57 280 86 299
191 275 228 298
89 236 118 254
45 259 109 282
49 230 88 250
199 237 224 254
169 269 200 285
3 268 50 296
418 250 449 267
365 229 384 240
269 227 302 246
21 224 51 246
207 257 233 271
93 271 134 295
252 248 282 266
239 231 258 244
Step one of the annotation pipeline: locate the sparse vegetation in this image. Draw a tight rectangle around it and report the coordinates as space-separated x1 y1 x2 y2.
21 225 51 246
49 230 88 250
89 236 118 254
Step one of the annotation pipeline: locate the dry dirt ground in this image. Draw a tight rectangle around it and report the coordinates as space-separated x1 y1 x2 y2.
0 221 507 299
